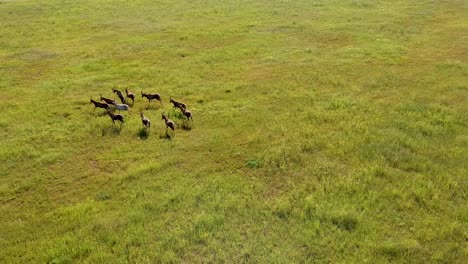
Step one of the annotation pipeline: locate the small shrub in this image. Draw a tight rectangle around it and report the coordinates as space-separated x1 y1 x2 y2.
245 159 261 169
170 109 183 119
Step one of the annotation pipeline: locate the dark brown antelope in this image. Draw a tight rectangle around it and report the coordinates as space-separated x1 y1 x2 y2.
180 108 193 121
170 98 186 110
140 112 151 129
142 91 162 105
107 109 124 125
100 95 117 105
90 97 109 111
162 113 175 132
112 88 126 104
126 89 135 104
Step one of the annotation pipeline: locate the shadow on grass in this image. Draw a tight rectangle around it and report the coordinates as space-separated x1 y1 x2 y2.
101 125 122 136
159 131 174 140
180 122 192 131
137 128 149 140
96 111 108 117
145 104 163 110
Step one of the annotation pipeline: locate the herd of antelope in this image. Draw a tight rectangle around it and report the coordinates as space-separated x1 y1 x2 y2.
90 88 192 136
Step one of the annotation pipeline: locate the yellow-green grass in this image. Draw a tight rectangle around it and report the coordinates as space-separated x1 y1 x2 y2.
0 0 466 263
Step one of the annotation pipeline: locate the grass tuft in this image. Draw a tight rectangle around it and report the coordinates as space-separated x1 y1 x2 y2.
95 192 112 201
330 213 359 231
245 159 261 169
378 239 422 260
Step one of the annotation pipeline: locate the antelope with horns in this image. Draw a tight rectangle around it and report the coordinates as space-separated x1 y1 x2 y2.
141 91 162 105
140 112 151 129
107 109 124 126
90 97 109 111
112 88 126 104
162 113 175 133
126 89 135 104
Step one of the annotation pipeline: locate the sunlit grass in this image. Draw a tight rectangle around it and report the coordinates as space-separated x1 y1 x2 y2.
0 0 467 263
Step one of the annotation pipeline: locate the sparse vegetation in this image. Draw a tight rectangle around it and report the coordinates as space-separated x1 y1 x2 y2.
0 0 466 263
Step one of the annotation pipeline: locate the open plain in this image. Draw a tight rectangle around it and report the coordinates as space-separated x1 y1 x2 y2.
0 0 467 263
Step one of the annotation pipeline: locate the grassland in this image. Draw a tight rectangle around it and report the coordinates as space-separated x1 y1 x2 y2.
0 0 467 263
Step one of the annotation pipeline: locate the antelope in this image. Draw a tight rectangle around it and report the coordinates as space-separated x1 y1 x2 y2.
125 89 135 104
90 97 109 111
162 113 175 132
107 109 124 125
100 95 117 105
170 98 186 110
141 91 162 105
181 108 193 121
112 102 130 112
140 112 151 129
112 88 126 104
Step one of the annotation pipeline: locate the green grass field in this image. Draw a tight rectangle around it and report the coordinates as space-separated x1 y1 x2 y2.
1 0 467 263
